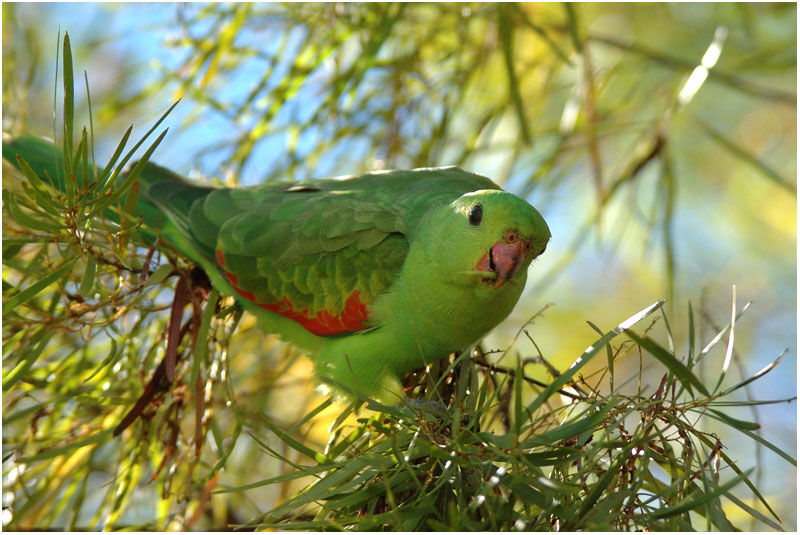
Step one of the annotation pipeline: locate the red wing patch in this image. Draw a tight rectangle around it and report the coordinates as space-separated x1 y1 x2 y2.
216 248 370 336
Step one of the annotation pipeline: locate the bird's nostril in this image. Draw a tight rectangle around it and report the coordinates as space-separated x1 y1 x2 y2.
523 239 531 252
505 230 518 244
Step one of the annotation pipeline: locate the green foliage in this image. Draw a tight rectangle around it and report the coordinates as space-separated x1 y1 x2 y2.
2 32 243 530
219 301 792 531
2 4 795 531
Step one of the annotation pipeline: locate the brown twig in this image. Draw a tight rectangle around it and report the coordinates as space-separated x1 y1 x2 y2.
166 275 192 382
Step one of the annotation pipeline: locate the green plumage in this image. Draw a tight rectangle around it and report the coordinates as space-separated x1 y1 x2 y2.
3 134 551 403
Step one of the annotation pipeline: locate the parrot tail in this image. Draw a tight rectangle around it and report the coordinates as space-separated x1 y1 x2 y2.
2 132 216 252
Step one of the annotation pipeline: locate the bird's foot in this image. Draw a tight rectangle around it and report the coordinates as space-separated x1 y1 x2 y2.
404 397 448 415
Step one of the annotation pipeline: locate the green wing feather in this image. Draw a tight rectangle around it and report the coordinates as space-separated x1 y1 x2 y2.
184 167 500 337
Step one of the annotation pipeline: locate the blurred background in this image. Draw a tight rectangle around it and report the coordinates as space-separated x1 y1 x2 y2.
3 2 796 530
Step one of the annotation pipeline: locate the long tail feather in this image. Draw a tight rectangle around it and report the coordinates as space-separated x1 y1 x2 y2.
3 132 217 260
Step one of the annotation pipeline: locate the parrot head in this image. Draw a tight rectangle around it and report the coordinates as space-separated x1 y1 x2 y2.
460 190 549 289
423 189 550 293
465 190 550 289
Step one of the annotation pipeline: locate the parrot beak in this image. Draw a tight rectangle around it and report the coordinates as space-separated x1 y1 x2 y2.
475 239 526 289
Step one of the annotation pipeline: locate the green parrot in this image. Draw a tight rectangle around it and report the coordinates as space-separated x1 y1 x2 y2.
3 134 550 404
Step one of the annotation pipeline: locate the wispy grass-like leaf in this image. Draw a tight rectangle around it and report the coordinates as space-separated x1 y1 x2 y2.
722 351 786 395
650 469 752 520
2 327 55 390
625 330 710 396
62 31 74 197
3 256 78 312
258 412 329 464
695 116 795 194
527 299 664 413
3 188 62 232
19 428 114 463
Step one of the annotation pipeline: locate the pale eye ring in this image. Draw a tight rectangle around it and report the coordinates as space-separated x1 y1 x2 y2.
469 204 483 226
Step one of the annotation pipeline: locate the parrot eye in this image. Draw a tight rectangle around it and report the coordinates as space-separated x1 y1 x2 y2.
468 204 483 226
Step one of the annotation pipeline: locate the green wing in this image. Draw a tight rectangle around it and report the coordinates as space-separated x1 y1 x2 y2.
171 167 500 337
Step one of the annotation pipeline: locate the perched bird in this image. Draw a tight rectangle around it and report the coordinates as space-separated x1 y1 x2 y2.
4 134 550 404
